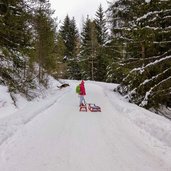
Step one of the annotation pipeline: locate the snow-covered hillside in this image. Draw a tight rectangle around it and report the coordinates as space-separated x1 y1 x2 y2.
0 79 171 171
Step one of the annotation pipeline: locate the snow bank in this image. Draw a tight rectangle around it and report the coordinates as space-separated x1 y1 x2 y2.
0 78 71 145
101 85 171 148
0 85 17 118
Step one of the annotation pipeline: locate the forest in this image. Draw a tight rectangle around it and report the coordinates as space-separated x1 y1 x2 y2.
0 0 171 116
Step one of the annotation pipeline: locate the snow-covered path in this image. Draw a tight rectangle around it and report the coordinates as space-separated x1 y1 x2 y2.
0 82 171 171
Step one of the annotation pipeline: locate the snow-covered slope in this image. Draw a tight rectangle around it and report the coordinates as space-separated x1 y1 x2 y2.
0 80 171 171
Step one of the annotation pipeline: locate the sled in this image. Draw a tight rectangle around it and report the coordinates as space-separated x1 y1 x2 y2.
80 104 87 112
88 103 101 112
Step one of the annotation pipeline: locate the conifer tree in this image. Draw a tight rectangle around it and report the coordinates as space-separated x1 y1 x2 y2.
94 4 109 81
80 16 99 80
33 1 57 86
0 0 60 100
106 0 133 82
95 4 108 45
0 0 33 97
108 0 171 113
125 0 171 110
55 33 67 78
59 15 81 79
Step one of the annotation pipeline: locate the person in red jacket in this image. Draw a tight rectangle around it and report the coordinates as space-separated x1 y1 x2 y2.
79 80 86 106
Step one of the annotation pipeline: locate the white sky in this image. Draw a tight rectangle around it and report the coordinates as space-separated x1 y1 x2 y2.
49 0 110 30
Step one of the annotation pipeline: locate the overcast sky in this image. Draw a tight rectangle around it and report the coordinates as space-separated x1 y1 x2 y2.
49 0 111 30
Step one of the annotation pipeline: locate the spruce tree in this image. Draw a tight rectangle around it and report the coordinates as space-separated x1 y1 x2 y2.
59 15 81 79
32 0 57 86
106 0 131 82
0 0 58 98
55 33 67 78
80 16 100 80
95 4 108 45
94 4 109 81
108 0 171 113
0 0 33 97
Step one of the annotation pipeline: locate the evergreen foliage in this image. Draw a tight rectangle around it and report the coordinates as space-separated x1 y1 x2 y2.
33 2 57 86
80 16 99 80
95 4 108 46
94 4 109 81
0 0 170 115
80 8 109 82
0 0 57 99
108 0 171 111
54 34 67 78
0 0 33 98
59 15 81 79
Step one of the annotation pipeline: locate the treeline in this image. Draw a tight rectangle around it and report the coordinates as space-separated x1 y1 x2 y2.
57 4 109 81
0 0 57 100
0 0 171 113
107 0 171 113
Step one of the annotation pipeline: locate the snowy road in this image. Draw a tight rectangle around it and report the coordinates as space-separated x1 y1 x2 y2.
0 82 171 171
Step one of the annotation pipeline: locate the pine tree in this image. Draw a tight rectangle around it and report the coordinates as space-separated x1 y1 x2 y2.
0 0 58 98
95 4 108 45
80 16 99 80
0 0 31 52
127 0 171 110
33 1 57 86
59 15 81 79
108 0 171 113
54 33 67 78
105 0 133 82
0 0 33 97
94 4 109 81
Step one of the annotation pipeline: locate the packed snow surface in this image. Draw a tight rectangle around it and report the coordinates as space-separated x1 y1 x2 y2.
0 79 171 171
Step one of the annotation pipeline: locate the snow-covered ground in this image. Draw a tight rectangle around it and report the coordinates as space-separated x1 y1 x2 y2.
0 79 171 171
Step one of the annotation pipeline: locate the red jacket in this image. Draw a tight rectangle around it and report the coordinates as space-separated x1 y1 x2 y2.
80 80 86 95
